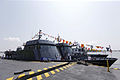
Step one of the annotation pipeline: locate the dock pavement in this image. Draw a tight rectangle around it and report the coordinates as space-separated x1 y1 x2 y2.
0 59 120 80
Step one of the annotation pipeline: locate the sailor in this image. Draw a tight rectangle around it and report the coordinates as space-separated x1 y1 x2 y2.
68 53 71 60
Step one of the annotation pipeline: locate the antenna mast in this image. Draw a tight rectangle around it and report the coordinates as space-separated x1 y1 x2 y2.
38 30 42 40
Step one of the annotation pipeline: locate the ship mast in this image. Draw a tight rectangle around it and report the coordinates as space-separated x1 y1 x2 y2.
38 30 42 40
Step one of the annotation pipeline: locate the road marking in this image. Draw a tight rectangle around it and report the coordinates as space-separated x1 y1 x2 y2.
66 65 69 68
48 67 52 68
56 64 60 66
18 73 25 78
44 73 50 77
62 62 66 65
27 71 35 80
55 69 60 72
50 70 55 74
43 68 48 70
29 71 35 75
68 64 71 67
114 68 119 70
63 66 67 69
36 75 42 80
59 68 64 70
6 77 14 80
53 65 56 67
27 78 32 80
37 70 42 72
6 62 70 80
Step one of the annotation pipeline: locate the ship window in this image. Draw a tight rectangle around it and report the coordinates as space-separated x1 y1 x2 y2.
75 49 77 51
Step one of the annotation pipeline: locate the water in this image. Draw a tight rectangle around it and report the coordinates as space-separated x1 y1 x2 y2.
109 52 120 68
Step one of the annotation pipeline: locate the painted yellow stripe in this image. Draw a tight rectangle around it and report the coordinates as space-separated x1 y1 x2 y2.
63 66 67 69
53 65 56 67
37 70 42 72
6 77 14 80
44 73 50 77
57 64 60 66
18 73 25 78
29 71 35 75
114 68 119 70
50 71 55 74
37 75 42 80
66 65 69 68
59 68 64 70
101 66 105 67
48 67 52 68
43 68 48 70
55 69 60 72
27 71 35 80
69 64 71 66
63 62 67 64
27 78 32 80
68 65 70 67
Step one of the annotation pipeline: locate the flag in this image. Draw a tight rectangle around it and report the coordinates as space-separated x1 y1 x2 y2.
63 40 65 43
81 44 84 48
69 42 72 45
110 49 112 53
96 46 100 48
66 41 68 44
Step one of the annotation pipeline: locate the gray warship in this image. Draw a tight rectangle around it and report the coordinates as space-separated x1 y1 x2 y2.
4 30 61 61
4 30 117 67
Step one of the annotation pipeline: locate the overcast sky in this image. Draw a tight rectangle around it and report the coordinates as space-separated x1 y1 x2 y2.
0 0 120 51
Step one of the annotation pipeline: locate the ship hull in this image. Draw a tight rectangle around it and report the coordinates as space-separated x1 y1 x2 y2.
85 58 117 67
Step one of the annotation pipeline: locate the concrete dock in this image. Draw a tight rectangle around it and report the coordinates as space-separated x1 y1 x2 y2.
0 59 63 80
0 59 120 80
47 64 118 80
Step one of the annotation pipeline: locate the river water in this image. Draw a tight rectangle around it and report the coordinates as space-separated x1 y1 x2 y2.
109 52 120 68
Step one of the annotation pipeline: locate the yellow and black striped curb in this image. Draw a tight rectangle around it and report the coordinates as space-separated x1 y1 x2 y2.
28 62 76 80
6 62 76 80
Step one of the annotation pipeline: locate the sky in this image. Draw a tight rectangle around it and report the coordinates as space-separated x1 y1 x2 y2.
0 0 120 51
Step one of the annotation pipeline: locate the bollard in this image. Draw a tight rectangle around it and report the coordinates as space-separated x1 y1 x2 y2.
107 60 110 72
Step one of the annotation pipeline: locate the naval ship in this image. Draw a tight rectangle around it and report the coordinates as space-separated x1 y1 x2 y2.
4 30 61 61
4 30 117 67
56 42 117 67
85 54 117 67
72 45 117 67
